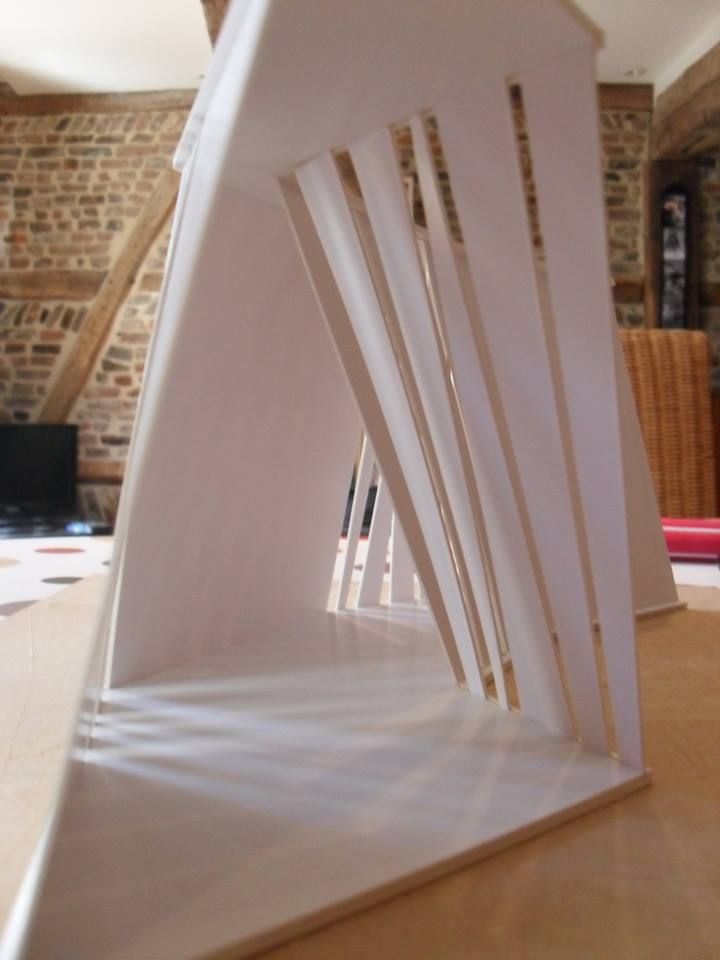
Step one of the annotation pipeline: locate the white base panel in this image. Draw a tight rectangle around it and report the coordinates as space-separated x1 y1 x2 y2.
22 607 647 960
672 561 720 589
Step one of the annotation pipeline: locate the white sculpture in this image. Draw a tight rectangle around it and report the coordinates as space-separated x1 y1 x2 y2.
3 1 676 957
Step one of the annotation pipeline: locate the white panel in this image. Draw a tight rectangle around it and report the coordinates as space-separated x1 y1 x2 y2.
108 185 358 686
351 205 494 675
194 0 597 203
437 79 606 747
98 152 197 689
279 176 467 687
351 129 503 686
296 154 486 695
357 478 392 607
411 115 569 733
98 144 205 688
615 335 679 615
390 513 416 604
17 605 645 960
336 436 375 611
521 47 644 769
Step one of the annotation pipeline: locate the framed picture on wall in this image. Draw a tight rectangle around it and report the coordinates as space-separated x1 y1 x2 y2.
648 160 699 329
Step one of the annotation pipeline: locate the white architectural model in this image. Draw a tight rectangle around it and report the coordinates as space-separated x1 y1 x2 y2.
2 1 677 958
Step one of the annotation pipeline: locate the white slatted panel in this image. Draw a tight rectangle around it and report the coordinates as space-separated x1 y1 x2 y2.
357 478 392 607
411 114 575 729
336 436 375 611
390 513 416 604
296 155 486 695
436 76 606 747
521 48 643 768
280 176 466 686
350 205 490 673
351 129 502 685
415 239 509 703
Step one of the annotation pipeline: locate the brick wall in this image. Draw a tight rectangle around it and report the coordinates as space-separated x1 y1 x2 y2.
0 96 189 520
0 302 85 421
601 111 649 273
1 86 650 524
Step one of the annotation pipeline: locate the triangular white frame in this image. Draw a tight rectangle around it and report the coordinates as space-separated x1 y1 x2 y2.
3 2 677 958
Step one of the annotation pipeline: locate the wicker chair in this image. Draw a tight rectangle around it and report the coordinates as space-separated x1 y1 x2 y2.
619 328 717 517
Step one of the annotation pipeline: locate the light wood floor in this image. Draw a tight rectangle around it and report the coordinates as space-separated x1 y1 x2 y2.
250 595 720 960
2 580 718 959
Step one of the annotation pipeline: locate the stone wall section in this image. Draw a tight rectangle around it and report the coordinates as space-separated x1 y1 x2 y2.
0 301 86 421
1 91 651 523
0 105 187 520
0 110 183 273
72 222 171 472
602 109 651 328
0 108 185 426
601 111 649 276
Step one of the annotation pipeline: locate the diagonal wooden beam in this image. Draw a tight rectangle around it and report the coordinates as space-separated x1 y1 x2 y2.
654 41 720 157
39 169 179 423
199 0 231 45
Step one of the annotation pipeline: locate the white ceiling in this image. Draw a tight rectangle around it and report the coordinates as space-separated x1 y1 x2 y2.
0 0 212 95
578 0 720 92
0 0 719 97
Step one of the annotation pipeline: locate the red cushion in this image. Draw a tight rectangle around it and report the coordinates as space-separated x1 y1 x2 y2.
662 518 720 562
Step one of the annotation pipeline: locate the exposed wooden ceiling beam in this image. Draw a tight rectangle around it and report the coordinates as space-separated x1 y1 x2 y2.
653 42 720 157
0 270 106 302
0 90 196 117
39 168 179 423
78 460 124 485
598 83 653 112
612 277 644 305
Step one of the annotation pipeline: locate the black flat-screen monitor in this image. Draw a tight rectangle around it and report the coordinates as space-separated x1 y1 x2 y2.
0 424 77 515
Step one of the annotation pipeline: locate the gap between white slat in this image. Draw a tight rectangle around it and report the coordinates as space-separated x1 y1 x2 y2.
357 478 392 607
520 46 643 769
437 76 603 741
412 113 578 727
295 155 485 695
351 129 500 688
279 175 466 687
336 435 375 611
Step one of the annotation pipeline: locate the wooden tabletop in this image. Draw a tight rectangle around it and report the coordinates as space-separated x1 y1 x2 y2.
251 588 720 960
2 582 718 959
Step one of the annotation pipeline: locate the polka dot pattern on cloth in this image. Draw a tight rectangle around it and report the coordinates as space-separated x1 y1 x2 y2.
0 537 113 622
